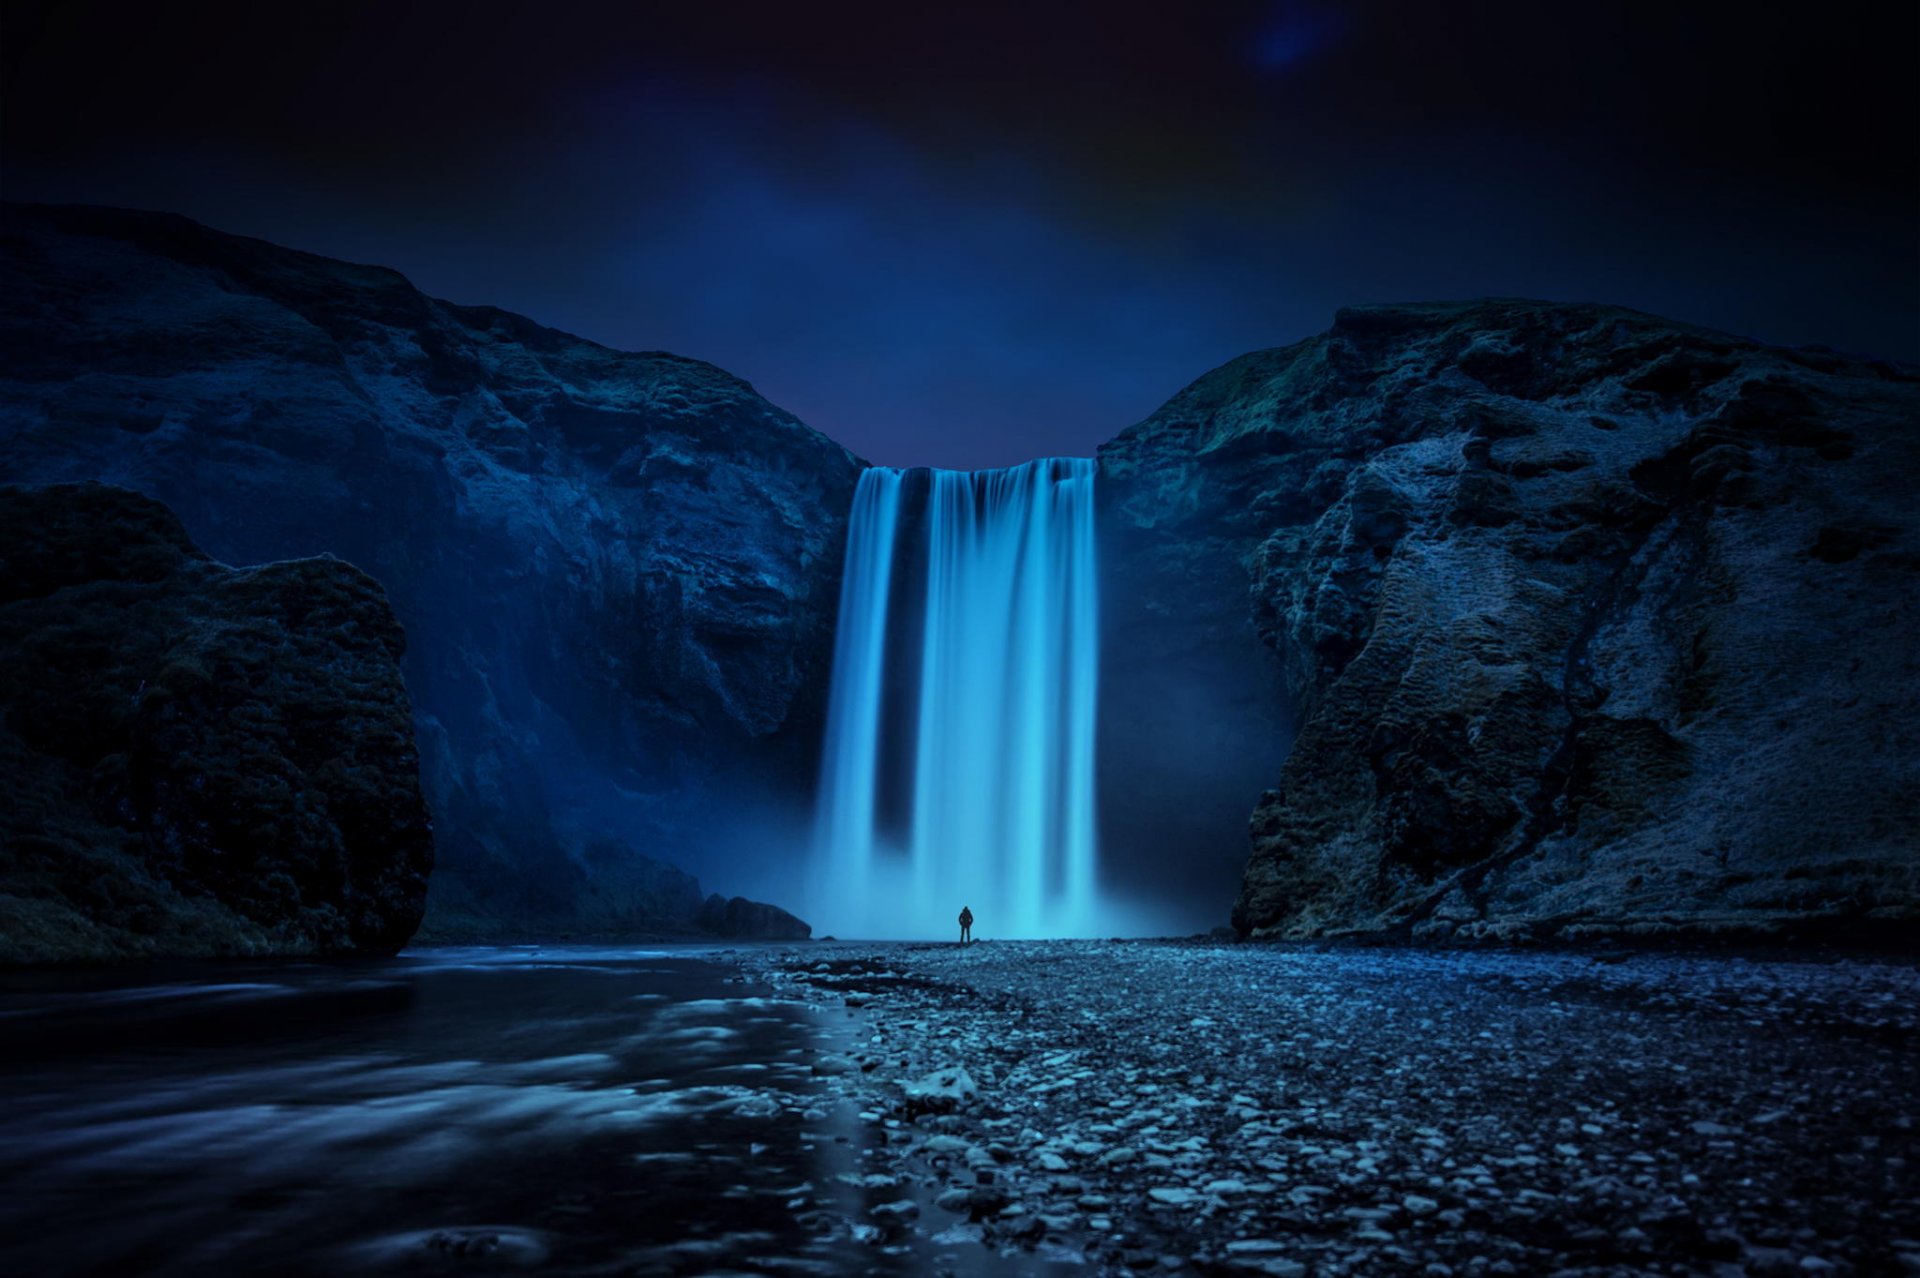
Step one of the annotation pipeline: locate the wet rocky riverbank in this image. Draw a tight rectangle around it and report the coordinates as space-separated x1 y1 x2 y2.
0 948 973 1277
2 941 1913 1277
738 940 1920 1277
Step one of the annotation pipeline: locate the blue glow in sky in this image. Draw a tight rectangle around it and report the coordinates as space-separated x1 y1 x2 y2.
1252 2 1353 70
4 1 1913 468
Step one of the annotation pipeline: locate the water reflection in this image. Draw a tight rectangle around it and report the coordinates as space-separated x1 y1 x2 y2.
0 946 938 1276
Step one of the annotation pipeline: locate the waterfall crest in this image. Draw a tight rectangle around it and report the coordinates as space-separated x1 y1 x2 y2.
812 458 1100 939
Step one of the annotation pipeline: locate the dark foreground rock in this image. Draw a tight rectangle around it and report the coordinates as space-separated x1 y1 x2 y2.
1101 300 1920 941
0 203 859 936
405 816 812 946
413 861 813 944
0 483 432 961
697 892 813 940
744 939 1920 1277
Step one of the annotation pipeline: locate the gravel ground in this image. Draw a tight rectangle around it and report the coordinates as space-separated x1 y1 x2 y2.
733 940 1920 1277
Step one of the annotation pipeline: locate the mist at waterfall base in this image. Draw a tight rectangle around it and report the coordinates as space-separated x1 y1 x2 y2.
805 459 1240 941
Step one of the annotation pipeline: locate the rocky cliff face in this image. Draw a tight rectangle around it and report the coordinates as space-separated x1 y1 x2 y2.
0 483 432 961
1103 300 1920 941
0 204 858 934
9 205 1912 947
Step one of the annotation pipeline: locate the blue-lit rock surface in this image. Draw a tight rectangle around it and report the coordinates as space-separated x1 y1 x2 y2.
0 203 860 936
747 939 1920 1274
1101 301 1920 941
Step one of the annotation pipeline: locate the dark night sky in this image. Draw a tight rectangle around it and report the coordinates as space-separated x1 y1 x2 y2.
4 1 1915 468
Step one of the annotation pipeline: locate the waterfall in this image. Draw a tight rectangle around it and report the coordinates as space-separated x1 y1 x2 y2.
811 458 1100 939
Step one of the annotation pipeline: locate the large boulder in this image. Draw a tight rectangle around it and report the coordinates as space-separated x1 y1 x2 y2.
1102 300 1920 942
0 203 861 934
0 483 433 961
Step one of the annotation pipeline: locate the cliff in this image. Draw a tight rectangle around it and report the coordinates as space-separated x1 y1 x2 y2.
0 203 858 934
1102 300 1920 941
8 203 1913 947
0 482 432 961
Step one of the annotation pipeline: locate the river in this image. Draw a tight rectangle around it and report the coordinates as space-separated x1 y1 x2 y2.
0 945 994 1276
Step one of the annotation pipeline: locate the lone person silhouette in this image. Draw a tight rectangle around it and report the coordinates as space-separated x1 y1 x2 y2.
958 905 974 945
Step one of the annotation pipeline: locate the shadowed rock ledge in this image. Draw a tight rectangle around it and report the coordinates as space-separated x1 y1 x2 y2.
1102 300 1920 942
696 892 813 941
0 483 433 961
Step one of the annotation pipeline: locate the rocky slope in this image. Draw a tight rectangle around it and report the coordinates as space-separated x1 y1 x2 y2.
1102 300 1920 941
0 203 858 935
0 483 432 961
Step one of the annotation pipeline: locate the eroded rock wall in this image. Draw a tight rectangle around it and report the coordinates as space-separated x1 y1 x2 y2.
0 204 860 934
1103 300 1920 940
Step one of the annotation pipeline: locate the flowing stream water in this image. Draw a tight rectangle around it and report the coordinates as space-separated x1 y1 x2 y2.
0 947 1002 1277
812 459 1101 940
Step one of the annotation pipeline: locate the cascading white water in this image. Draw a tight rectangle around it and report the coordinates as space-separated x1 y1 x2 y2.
811 458 1100 939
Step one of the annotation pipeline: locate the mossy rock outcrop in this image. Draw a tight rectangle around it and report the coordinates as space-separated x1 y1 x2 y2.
0 482 433 962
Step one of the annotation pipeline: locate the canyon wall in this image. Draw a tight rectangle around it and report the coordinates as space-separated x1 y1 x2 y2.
0 204 858 937
6 205 1915 947
1104 300 1920 941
